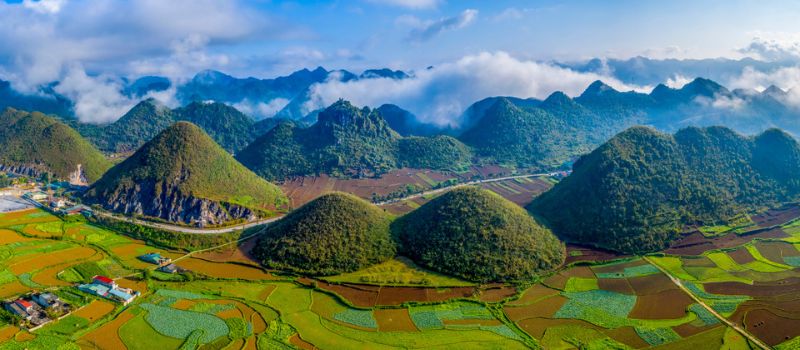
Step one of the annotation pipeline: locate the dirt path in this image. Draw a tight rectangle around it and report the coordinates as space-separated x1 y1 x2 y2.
643 256 771 350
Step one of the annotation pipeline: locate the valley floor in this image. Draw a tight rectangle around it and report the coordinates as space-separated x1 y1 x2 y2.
1 199 799 349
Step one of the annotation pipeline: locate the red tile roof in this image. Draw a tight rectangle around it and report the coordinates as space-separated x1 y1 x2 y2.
15 299 32 308
93 275 114 284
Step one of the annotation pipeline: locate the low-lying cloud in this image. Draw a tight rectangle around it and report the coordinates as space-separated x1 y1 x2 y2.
305 51 647 127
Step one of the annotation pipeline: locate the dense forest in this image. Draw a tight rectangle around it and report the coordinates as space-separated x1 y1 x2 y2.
84 99 263 154
252 192 396 275
529 126 800 254
394 187 565 282
0 108 111 182
237 100 473 180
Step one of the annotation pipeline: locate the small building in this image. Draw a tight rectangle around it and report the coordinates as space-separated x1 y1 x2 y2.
78 283 110 297
4 302 30 320
49 199 66 209
138 253 171 266
23 191 47 201
14 299 33 313
107 289 136 305
33 292 59 308
92 275 116 289
159 263 179 274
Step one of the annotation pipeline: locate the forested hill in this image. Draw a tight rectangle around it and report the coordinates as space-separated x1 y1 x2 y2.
83 122 287 226
236 100 472 180
86 99 261 154
529 126 800 254
0 108 111 183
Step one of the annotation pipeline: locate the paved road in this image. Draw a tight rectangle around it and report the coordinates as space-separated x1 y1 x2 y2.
373 172 556 206
94 172 557 234
643 256 771 350
92 210 284 234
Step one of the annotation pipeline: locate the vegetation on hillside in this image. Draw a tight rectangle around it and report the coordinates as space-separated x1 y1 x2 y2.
398 136 472 171
89 99 260 154
529 126 800 254
458 98 591 169
395 187 564 282
84 122 287 223
238 100 473 180
0 108 111 182
252 192 396 275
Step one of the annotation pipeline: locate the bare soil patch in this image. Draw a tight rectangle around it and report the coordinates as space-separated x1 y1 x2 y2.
628 273 677 295
629 289 693 319
374 309 418 332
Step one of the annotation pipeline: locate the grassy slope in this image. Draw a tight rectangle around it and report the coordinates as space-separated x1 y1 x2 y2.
0 108 111 182
86 121 286 210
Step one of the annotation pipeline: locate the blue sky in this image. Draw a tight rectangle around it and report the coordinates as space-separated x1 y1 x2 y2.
3 0 800 80
4 0 800 124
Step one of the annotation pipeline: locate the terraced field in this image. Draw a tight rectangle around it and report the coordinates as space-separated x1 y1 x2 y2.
2 205 800 349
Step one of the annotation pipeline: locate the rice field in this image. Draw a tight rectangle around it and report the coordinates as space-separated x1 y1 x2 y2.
3 205 800 349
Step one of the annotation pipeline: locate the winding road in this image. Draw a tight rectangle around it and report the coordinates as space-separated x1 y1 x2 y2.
643 256 771 350
93 172 557 234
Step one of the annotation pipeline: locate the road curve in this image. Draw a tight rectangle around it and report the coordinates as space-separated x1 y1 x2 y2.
94 172 556 235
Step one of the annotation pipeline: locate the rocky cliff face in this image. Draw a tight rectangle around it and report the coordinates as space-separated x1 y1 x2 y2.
0 163 44 178
86 180 257 227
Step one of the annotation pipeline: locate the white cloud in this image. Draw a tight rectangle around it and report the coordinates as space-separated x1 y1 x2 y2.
402 9 478 42
365 0 441 10
233 98 291 120
23 0 66 14
739 32 800 62
305 51 647 127
695 94 746 111
53 67 137 124
665 75 692 89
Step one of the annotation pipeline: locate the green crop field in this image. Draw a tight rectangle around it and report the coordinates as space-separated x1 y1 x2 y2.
2 206 800 350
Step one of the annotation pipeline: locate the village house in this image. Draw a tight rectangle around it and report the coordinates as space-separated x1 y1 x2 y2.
23 191 47 201
77 275 140 305
138 253 171 266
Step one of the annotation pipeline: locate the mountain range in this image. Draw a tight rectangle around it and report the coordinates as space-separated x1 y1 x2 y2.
236 100 472 180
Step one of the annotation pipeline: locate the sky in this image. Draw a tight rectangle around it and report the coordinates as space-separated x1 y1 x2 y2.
3 0 800 123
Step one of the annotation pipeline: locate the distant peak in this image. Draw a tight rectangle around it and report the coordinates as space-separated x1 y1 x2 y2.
763 85 787 97
681 77 726 96
580 80 617 98
542 91 573 105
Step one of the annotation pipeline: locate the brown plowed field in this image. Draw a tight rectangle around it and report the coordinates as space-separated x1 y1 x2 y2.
629 289 693 319
752 205 800 227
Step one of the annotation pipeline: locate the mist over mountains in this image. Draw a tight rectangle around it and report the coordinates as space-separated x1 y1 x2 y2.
1 57 800 142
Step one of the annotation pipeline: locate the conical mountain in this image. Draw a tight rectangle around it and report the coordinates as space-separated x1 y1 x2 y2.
84 122 287 226
0 108 111 184
395 187 564 282
100 99 176 153
174 101 256 153
458 98 579 168
252 192 395 275
529 126 800 254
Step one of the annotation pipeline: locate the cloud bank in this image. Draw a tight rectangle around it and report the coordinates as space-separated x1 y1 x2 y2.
0 0 286 123
305 51 647 127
